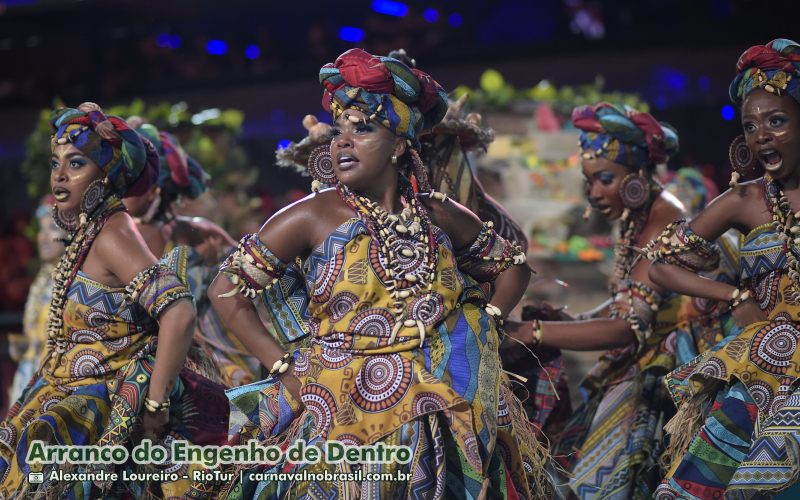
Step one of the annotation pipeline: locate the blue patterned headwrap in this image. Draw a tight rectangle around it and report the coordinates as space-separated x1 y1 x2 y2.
572 103 679 171
729 38 800 105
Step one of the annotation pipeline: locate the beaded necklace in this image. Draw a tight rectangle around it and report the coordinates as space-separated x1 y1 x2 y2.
611 190 662 337
336 180 439 343
46 195 125 355
764 175 800 300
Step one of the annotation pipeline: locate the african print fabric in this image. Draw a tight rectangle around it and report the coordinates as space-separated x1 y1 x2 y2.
189 218 551 499
553 282 683 500
9 264 54 403
658 216 800 498
167 240 261 386
0 246 228 499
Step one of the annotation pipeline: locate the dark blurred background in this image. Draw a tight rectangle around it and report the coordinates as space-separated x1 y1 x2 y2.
0 0 796 413
0 0 797 281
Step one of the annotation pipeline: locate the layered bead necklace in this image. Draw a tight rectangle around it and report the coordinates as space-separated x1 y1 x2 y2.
337 180 439 344
611 190 662 337
765 175 800 300
46 195 124 355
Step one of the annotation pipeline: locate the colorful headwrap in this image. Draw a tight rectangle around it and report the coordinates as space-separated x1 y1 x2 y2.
729 38 800 105
572 103 679 170
319 48 449 144
50 103 157 197
663 167 719 216
134 123 209 200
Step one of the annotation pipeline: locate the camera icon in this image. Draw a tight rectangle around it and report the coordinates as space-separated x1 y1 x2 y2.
28 472 44 484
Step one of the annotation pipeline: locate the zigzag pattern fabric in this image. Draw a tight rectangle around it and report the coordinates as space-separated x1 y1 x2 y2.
0 246 227 498
658 180 800 498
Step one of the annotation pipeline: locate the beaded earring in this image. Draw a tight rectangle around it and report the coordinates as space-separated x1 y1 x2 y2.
307 144 337 192
728 135 758 188
619 170 651 209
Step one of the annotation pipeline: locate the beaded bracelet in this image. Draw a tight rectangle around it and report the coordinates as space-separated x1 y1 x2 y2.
530 320 543 347
269 352 293 378
144 396 170 413
729 288 751 310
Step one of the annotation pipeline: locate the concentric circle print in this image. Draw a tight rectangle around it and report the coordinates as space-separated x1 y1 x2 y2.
746 380 775 409
408 293 445 326
352 354 412 412
697 357 728 380
102 335 131 352
319 347 353 370
312 253 344 303
750 322 800 375
347 308 395 338
84 310 112 331
69 329 103 343
70 349 109 378
412 392 448 415
302 383 337 439
326 292 359 322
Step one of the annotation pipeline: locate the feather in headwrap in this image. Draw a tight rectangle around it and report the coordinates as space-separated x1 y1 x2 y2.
50 102 157 197
319 48 448 145
729 38 800 105
572 102 679 170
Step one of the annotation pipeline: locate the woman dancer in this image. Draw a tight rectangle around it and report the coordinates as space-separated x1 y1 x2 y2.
0 103 227 498
503 103 687 498
198 48 550 499
122 122 256 386
649 38 800 499
9 196 66 403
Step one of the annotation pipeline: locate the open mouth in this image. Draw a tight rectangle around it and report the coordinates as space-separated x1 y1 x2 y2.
594 203 612 214
336 152 359 170
759 149 783 172
53 187 70 202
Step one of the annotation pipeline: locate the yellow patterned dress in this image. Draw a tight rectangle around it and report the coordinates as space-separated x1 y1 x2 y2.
0 228 228 499
658 218 800 498
191 217 549 499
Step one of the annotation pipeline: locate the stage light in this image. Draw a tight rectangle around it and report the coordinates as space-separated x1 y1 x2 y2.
206 40 228 56
157 34 181 49
371 0 408 17
245 45 260 60
339 27 365 43
448 13 463 27
721 105 735 121
277 140 292 149
423 8 439 23
698 76 711 91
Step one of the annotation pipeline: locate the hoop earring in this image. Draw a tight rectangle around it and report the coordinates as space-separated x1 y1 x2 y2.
619 171 651 209
728 135 758 188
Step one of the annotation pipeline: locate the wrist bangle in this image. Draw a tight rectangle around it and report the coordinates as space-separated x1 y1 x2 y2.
269 352 293 378
729 288 751 310
530 320 543 347
144 396 170 413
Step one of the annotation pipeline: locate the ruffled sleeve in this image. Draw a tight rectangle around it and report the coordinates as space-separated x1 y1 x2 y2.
455 221 527 283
